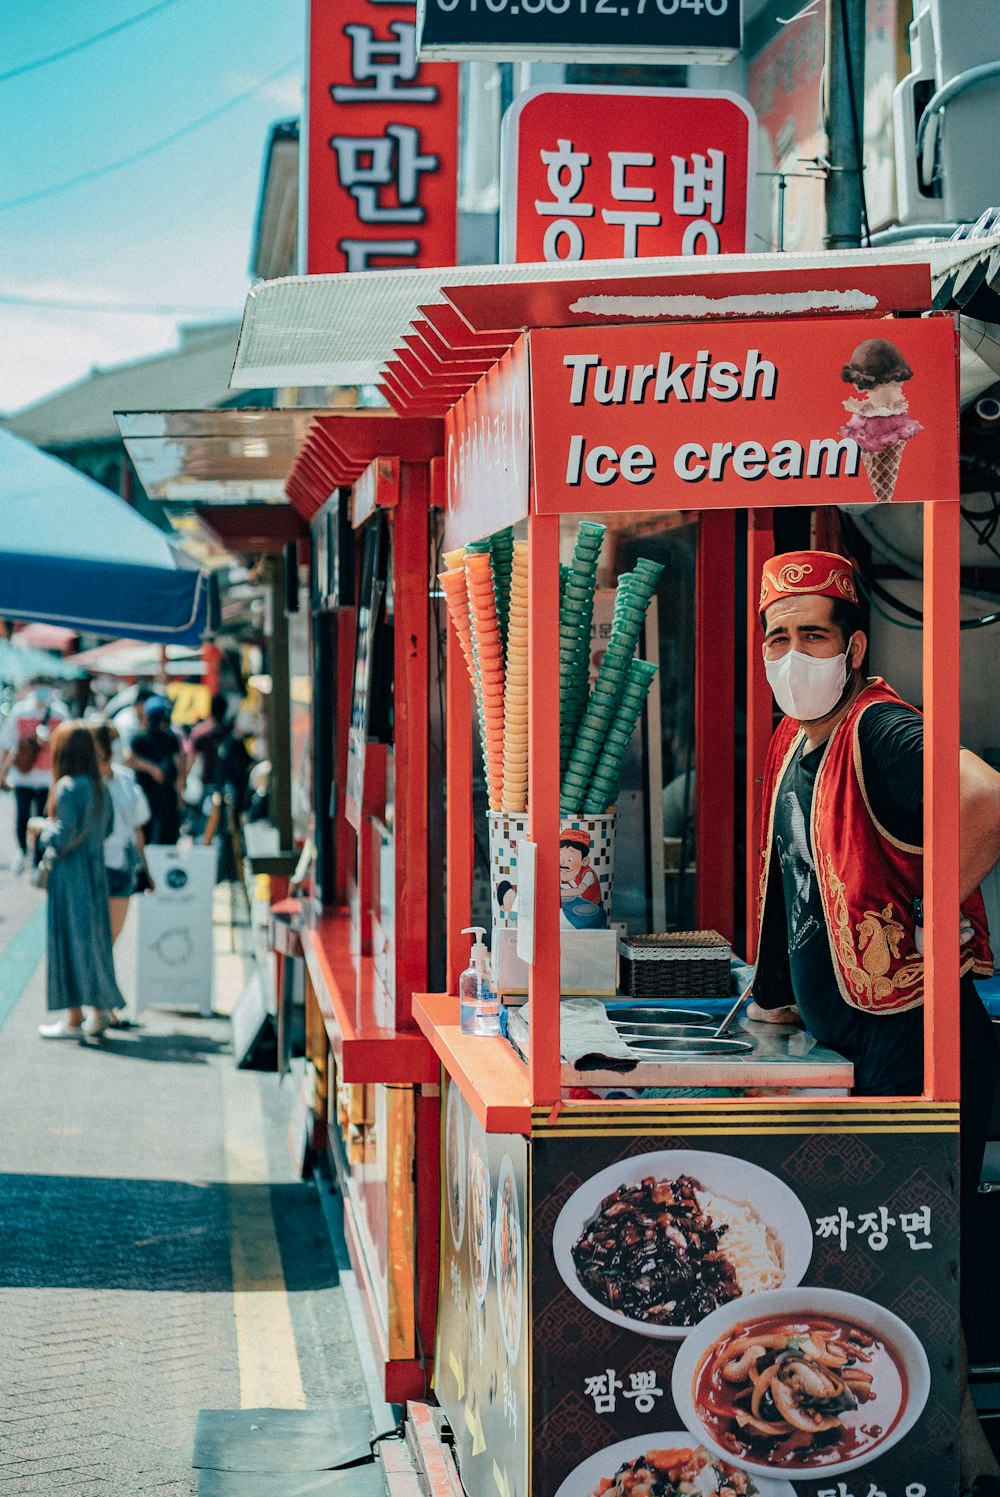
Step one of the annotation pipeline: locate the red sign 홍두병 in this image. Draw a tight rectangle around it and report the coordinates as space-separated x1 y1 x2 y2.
529 315 960 512
305 0 459 274
501 87 756 265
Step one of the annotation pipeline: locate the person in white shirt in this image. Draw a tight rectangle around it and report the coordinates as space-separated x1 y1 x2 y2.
111 684 154 762
0 683 71 873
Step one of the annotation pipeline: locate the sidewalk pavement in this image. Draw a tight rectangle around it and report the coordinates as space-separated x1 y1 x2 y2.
0 804 372 1496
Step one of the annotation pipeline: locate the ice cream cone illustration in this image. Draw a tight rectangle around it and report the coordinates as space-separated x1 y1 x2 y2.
861 441 907 504
840 337 923 503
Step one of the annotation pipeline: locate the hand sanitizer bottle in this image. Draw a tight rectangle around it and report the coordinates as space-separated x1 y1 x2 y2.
459 926 500 1036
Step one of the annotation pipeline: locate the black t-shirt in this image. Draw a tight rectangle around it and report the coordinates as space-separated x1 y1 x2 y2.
772 702 925 1094
131 726 181 815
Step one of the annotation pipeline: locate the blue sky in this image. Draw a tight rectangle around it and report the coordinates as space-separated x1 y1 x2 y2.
0 0 305 413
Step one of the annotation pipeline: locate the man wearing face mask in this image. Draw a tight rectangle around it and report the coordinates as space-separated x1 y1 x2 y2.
749 549 1000 1496
749 549 1000 1093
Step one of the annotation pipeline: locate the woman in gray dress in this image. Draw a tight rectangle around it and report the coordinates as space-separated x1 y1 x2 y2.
36 722 124 1040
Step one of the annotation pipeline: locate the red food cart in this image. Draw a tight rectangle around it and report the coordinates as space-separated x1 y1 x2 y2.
227 244 993 1497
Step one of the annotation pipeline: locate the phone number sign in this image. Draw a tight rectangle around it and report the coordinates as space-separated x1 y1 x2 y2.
416 0 740 63
501 87 755 264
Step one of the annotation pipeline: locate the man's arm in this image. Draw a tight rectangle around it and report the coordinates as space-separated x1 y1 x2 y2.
125 752 164 784
747 1000 802 1024
960 748 1000 902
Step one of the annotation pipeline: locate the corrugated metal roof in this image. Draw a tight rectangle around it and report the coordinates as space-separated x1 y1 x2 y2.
2 322 247 448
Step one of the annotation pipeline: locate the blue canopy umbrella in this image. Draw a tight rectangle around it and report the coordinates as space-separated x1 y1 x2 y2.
0 430 216 646
0 639 83 688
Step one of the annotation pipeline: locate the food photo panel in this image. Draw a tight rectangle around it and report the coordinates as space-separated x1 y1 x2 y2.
530 1114 959 1496
436 1078 530 1497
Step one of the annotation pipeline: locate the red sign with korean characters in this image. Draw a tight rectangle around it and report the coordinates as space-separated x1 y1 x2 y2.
500 87 755 264
305 0 459 274
529 315 960 513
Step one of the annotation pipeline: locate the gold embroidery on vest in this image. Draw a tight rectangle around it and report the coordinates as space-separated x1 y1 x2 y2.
824 857 923 1010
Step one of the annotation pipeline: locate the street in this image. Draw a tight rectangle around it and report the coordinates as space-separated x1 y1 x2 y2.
0 808 371 1496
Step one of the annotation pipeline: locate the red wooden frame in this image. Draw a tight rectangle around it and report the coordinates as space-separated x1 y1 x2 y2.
695 510 736 939
416 314 963 1123
745 510 775 959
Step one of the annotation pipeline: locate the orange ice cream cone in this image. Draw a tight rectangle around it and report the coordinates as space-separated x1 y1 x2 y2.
466 553 505 809
502 541 530 812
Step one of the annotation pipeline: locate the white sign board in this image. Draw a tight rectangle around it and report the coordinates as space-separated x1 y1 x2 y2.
135 844 216 1016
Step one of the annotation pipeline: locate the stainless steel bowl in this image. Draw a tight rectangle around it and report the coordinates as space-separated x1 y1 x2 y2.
624 1035 753 1056
608 1006 715 1026
615 1024 722 1041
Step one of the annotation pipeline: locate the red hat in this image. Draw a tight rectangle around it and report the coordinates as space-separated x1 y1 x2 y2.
759 550 859 613
559 827 591 851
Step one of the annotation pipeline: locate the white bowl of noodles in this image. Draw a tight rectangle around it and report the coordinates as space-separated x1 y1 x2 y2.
446 1081 466 1252
552 1433 795 1497
672 1287 931 1481
552 1151 812 1340
467 1126 492 1308
493 1153 523 1365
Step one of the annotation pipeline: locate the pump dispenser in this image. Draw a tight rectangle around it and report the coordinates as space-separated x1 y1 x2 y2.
459 926 500 1036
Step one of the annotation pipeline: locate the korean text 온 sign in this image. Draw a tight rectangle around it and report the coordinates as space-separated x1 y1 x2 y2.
416 0 740 63
306 0 459 274
500 88 755 264
529 316 960 513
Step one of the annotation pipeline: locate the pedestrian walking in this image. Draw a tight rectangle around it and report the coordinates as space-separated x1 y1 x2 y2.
91 719 152 942
111 683 154 759
127 695 185 845
0 681 70 873
32 721 124 1040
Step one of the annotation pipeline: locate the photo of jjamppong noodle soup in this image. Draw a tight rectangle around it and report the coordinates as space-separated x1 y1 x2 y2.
694 1314 906 1469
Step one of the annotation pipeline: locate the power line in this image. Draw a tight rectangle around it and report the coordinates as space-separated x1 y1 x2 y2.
0 293 241 317
0 58 301 213
0 0 182 84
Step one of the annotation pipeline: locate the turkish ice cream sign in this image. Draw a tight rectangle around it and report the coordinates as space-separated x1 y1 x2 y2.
501 88 755 264
529 316 959 513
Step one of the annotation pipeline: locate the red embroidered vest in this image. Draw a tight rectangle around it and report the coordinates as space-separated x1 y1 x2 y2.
756 678 993 1015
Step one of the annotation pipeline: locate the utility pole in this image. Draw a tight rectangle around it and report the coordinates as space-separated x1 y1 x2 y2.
824 0 868 249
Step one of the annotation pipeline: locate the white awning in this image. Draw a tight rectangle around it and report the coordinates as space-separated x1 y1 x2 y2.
230 234 1000 394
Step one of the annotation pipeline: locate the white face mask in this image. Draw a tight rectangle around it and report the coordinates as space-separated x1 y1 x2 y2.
764 641 853 722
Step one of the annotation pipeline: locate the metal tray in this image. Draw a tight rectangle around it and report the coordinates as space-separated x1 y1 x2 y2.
615 1024 722 1041
608 1006 715 1026
624 1035 753 1056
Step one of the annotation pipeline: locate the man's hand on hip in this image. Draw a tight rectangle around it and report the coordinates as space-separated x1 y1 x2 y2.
913 916 974 956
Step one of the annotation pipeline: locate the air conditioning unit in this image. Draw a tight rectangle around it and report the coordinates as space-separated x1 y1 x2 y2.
892 4 942 224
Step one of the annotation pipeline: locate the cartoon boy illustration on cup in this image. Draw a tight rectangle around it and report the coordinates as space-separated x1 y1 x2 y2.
559 827 607 930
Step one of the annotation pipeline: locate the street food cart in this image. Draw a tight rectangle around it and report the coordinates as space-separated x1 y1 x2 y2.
407 272 965 1497
285 413 446 1403
227 243 1000 1497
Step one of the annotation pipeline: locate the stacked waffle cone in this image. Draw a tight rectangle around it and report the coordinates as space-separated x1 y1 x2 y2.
465 551 505 811
440 522 662 821
502 541 528 812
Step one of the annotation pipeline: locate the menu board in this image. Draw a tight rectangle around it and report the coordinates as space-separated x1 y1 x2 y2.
436 1077 530 1497
531 1106 959 1497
